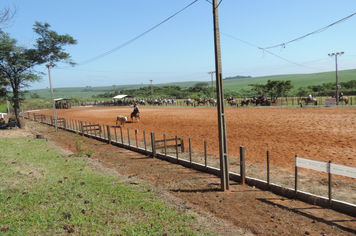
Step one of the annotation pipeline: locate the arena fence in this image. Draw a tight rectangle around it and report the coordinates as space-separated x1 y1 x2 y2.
21 111 356 217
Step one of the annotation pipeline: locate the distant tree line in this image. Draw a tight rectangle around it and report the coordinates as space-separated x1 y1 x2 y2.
92 83 214 99
91 79 356 101
224 75 252 80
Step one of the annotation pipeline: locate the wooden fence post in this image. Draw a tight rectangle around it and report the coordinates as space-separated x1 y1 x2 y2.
143 130 147 152
164 134 167 159
180 138 185 153
135 129 138 150
93 123 97 137
89 122 92 136
295 155 298 198
102 124 106 140
85 121 88 134
64 118 66 131
204 140 207 168
189 138 192 166
50 116 53 126
329 160 332 207
175 135 179 162
114 127 117 143
267 150 270 190
127 128 130 147
151 132 156 158
120 126 123 144
107 125 111 144
240 146 245 185
81 121 84 136
34 113 36 122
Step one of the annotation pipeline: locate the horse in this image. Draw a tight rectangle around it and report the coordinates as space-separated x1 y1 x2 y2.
262 99 272 106
332 95 348 105
197 99 208 106
209 98 217 106
228 100 237 106
185 100 194 106
240 99 250 106
130 111 140 122
340 97 349 105
154 100 162 106
300 97 317 105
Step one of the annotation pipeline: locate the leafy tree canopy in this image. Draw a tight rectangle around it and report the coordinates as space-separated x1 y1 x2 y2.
249 80 293 101
194 82 209 87
0 21 77 128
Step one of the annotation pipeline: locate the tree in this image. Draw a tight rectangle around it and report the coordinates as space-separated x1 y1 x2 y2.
296 87 312 97
249 80 293 101
194 82 209 87
0 21 77 128
30 92 41 99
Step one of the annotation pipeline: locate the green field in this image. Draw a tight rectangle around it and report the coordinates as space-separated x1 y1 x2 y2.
27 69 356 99
0 137 214 235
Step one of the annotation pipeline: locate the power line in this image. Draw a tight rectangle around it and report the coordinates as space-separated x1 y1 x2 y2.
221 32 320 71
58 0 198 69
261 12 356 50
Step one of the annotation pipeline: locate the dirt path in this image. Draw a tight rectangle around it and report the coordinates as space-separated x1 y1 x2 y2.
11 108 356 235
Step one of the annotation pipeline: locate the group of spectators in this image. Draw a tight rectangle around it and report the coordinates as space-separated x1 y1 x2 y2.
0 114 17 129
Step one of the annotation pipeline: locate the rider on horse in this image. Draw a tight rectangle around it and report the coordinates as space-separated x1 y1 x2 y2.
132 103 139 115
307 94 312 102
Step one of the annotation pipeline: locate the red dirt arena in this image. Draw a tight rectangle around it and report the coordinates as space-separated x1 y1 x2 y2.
37 106 356 170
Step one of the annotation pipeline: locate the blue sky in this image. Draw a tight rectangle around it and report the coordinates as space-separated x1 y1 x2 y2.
2 0 356 89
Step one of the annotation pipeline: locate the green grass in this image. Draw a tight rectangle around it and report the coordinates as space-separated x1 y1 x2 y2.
0 103 7 113
221 69 356 92
0 138 212 235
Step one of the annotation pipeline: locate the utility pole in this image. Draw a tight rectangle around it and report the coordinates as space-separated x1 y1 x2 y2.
150 80 153 98
113 85 116 95
46 62 58 132
208 71 215 99
328 52 344 105
212 0 229 191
